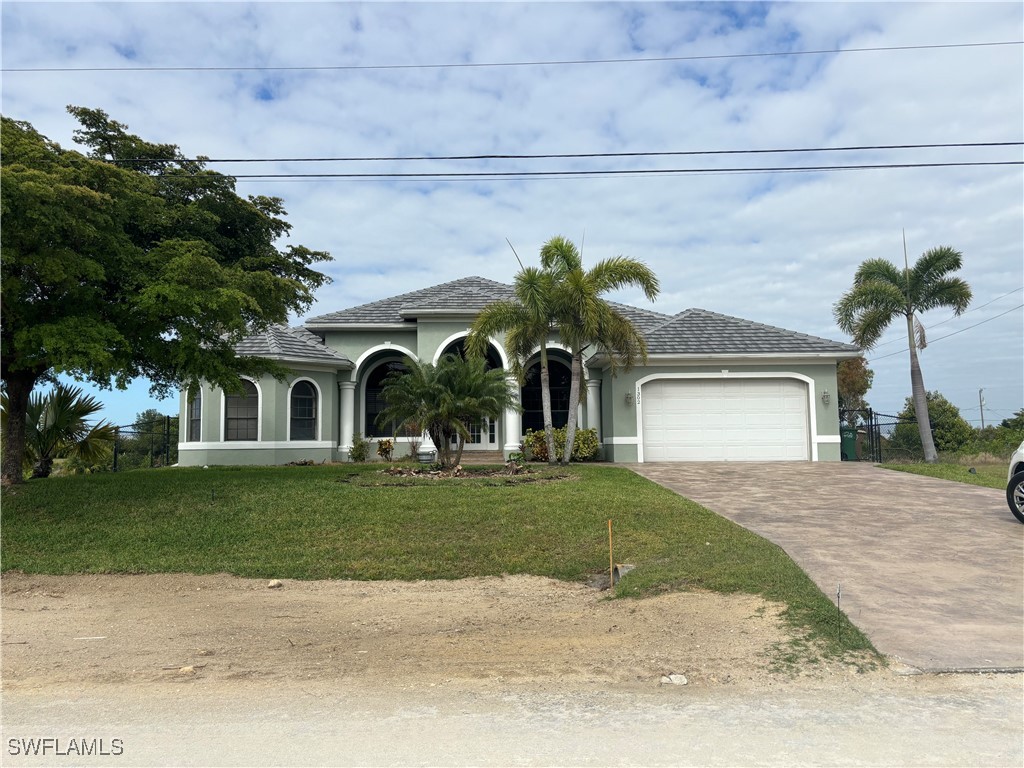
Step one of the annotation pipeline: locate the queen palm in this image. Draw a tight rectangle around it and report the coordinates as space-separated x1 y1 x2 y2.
834 245 971 463
540 236 659 466
376 353 519 469
466 266 560 465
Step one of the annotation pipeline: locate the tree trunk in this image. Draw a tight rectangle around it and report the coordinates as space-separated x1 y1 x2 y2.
1 370 38 485
906 313 938 463
561 350 583 466
539 342 557 466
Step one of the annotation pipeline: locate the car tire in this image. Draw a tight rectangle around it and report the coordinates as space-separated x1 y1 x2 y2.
1007 470 1024 524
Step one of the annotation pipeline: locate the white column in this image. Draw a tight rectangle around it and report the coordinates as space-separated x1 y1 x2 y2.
339 381 355 457
586 378 602 442
503 375 522 457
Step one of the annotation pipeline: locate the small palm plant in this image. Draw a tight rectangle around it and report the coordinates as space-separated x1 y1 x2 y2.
1 382 116 478
376 354 519 470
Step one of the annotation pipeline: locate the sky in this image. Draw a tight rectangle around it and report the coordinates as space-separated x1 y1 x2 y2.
2 1 1022 429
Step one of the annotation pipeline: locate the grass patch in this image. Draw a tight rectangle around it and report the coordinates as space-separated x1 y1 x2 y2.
883 462 1006 490
1 464 875 660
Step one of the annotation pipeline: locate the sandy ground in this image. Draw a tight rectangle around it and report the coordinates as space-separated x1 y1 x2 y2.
1 571 874 693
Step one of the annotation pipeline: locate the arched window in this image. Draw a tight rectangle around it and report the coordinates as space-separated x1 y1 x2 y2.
521 358 572 433
187 387 202 442
290 380 318 440
225 380 259 441
440 338 503 371
365 360 407 437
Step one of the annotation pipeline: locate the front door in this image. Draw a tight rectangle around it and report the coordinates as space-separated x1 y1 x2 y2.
453 418 498 451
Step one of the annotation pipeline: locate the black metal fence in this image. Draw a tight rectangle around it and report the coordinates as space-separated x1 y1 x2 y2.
839 409 917 463
112 416 179 471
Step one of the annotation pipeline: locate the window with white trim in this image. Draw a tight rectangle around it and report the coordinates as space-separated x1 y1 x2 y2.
290 381 317 440
225 380 259 441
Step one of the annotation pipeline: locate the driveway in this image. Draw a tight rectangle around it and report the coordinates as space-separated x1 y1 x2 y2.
630 462 1024 672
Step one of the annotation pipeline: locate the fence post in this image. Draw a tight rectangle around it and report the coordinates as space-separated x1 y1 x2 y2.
165 415 171 467
113 428 120 472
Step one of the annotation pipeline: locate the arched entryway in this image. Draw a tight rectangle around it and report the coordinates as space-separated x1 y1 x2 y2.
438 337 505 452
521 355 572 434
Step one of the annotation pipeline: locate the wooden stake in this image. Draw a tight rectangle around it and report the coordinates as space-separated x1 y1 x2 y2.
608 519 614 590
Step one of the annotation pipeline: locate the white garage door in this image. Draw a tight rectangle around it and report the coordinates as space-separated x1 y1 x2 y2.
641 378 809 461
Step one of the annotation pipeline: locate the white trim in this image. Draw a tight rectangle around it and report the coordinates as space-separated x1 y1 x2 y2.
220 377 263 443
432 330 510 369
180 441 334 451
351 344 418 382
603 437 640 445
634 372 820 462
817 435 841 443
286 377 323 442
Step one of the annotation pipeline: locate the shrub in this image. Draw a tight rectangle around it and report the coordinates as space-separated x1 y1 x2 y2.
349 434 371 463
523 427 600 462
376 438 395 462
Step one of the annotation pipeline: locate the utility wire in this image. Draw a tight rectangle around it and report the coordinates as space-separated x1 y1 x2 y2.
201 160 1022 180
6 40 1021 73
867 303 1024 362
114 141 1024 166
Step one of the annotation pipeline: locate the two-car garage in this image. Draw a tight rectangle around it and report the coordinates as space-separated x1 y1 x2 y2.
640 377 811 461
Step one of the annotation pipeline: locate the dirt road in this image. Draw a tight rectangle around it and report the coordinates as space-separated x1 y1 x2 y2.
2 572 1021 766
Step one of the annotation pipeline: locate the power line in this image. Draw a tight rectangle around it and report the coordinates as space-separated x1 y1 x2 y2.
202 160 1023 180
6 40 1020 73
114 141 1023 166
867 303 1024 362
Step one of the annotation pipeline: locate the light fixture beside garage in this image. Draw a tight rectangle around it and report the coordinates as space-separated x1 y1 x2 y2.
821 389 831 406
625 391 633 406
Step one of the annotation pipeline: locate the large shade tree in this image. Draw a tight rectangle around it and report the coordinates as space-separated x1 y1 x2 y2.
1 109 330 484
466 267 560 465
834 245 971 463
376 354 519 469
540 236 659 465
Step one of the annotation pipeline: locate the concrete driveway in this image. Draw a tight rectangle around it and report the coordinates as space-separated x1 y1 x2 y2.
630 462 1024 672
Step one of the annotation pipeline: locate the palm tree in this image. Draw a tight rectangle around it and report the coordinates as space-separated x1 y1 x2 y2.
376 354 519 469
466 267 560 465
540 236 660 465
834 244 971 463
0 382 116 478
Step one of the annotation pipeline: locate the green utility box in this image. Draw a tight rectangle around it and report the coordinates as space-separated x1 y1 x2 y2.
840 426 858 461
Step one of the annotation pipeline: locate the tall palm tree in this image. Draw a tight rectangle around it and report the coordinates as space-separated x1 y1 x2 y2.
834 244 971 463
466 267 560 465
0 382 116 478
376 354 519 469
540 236 660 465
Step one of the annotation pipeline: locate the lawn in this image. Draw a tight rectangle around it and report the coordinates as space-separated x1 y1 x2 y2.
0 463 874 658
882 462 1006 490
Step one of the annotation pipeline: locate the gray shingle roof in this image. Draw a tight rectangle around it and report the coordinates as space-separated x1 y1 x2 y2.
307 277 514 325
234 325 353 366
643 308 859 356
305 276 671 329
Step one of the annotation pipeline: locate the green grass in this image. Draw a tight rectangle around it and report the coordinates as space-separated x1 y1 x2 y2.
883 462 1006 489
1 463 875 660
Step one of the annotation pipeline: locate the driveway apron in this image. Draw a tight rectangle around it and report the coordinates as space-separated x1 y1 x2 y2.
630 462 1024 672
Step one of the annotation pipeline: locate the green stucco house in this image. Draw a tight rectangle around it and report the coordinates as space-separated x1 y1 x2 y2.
178 276 860 465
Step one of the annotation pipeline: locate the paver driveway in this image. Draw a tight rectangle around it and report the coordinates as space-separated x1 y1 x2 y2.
630 462 1024 672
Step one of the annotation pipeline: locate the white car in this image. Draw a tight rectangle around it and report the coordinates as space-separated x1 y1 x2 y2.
1008 440 1024 523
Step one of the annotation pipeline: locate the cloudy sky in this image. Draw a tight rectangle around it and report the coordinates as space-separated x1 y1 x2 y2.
3 1 1022 428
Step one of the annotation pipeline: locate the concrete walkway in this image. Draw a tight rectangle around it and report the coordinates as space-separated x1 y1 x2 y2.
630 462 1024 672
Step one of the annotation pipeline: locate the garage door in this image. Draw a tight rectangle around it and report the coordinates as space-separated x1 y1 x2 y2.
641 378 809 461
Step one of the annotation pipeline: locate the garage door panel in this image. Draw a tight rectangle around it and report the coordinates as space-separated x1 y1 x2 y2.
641 378 810 461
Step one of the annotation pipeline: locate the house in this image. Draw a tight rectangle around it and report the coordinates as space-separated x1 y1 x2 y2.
177 276 860 465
